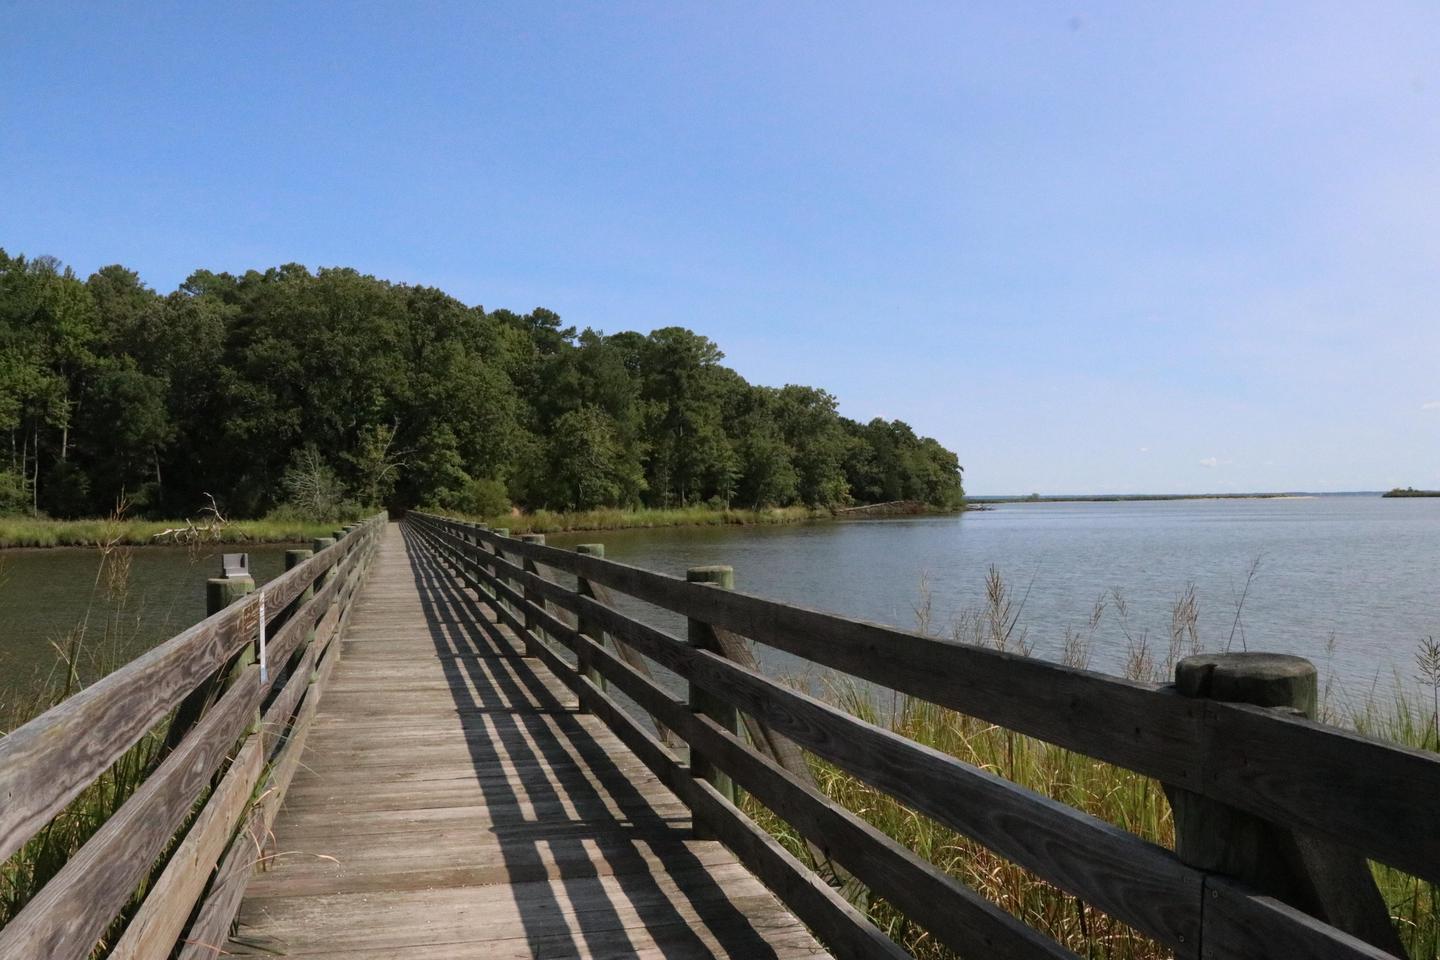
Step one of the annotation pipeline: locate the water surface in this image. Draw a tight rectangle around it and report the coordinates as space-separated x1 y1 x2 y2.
551 496 1440 700
4 497 1435 715
0 544 294 713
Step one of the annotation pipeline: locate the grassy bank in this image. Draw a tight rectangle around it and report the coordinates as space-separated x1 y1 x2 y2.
0 517 345 548
431 504 831 535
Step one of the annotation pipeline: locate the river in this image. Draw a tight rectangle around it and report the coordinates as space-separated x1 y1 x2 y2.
2 496 1436 716
549 495 1440 705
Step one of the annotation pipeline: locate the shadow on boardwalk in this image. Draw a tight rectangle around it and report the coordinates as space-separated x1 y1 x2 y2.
225 522 827 958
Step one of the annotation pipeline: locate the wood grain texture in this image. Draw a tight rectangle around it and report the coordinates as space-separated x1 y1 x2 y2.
0 515 381 866
572 593 1204 953
107 737 266 960
415 512 1440 882
216 522 832 960
552 650 904 960
0 666 263 960
410 515 1433 958
108 522 377 960
1201 877 1402 960
178 642 334 960
575 629 1078 960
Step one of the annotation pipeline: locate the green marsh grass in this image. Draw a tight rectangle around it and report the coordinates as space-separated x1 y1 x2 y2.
0 517 340 549
436 504 824 535
743 569 1440 960
0 513 193 953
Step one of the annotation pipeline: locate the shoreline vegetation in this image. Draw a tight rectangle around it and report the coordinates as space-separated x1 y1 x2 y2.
0 250 963 527
974 491 1320 504
0 500 963 548
426 499 958 536
1383 487 1440 498
0 517 341 549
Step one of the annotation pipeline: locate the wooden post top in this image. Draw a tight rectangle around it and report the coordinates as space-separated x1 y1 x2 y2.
687 565 734 589
1174 652 1317 718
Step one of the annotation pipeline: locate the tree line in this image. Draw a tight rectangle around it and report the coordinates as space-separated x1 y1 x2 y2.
0 250 964 520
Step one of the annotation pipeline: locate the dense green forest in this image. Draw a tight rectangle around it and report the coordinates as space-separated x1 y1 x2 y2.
0 250 964 520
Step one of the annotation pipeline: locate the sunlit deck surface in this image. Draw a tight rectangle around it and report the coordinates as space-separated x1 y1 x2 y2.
224 523 830 959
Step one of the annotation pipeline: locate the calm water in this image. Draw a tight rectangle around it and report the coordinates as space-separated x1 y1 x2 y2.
3 497 1436 714
551 496 1440 699
0 544 294 712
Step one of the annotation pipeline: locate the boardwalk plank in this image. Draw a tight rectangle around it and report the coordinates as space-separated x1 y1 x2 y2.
225 523 831 959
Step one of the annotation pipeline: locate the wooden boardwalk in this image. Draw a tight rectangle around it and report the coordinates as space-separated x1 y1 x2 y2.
224 523 831 959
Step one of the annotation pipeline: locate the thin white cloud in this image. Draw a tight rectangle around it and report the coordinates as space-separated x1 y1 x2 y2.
1422 400 1440 411
1199 457 1219 468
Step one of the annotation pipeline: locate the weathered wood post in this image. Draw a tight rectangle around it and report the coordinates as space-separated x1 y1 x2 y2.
574 544 606 692
284 548 314 603
283 547 315 660
1167 652 1403 955
467 523 489 593
167 555 256 749
490 527 510 613
311 537 336 594
518 534 546 657
686 565 738 828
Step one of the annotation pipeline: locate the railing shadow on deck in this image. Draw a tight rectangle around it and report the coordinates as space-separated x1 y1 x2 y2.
399 523 786 958
406 510 1440 960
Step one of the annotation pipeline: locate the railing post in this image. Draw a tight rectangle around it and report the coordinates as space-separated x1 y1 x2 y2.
465 523 487 589
1167 652 1403 955
472 524 493 599
575 544 606 693
491 527 510 612
311 537 336 594
518 534 545 656
166 556 255 749
282 547 316 666
466 524 485 597
686 565 738 827
284 548 314 602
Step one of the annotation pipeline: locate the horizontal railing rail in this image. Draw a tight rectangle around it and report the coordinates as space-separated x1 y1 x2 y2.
0 513 385 960
407 510 1431 960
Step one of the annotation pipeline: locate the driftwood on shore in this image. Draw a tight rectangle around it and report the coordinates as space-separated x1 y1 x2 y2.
831 500 929 517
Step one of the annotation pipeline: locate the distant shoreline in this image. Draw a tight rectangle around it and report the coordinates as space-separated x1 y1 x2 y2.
968 492 1335 505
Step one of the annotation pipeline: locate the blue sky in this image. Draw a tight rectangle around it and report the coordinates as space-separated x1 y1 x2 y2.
4 3 1438 494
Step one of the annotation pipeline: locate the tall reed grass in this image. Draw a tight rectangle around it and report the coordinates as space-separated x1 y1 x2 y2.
0 512 183 952
745 567 1440 960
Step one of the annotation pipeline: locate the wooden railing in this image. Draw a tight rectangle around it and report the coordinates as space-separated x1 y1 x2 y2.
407 511 1438 960
0 513 385 960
